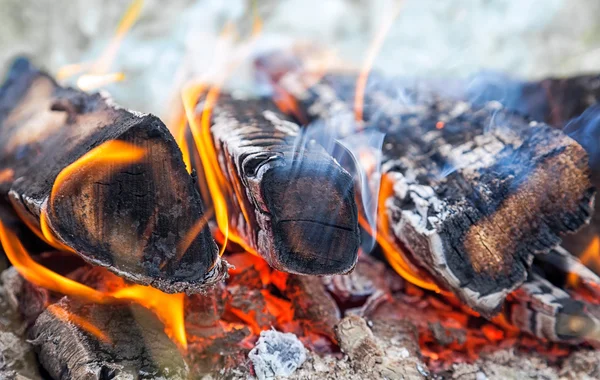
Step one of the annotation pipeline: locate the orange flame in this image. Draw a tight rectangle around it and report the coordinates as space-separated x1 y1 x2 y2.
0 220 188 348
40 140 146 252
354 2 402 123
47 303 112 344
57 0 143 89
362 173 441 292
0 168 14 183
112 285 187 350
568 236 600 288
180 19 264 256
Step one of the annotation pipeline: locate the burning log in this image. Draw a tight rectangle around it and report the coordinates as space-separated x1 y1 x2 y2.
285 274 341 342
0 58 224 293
271 71 595 316
202 94 359 275
29 297 189 380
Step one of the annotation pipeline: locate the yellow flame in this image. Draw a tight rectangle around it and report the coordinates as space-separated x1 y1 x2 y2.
363 173 441 292
47 304 112 344
0 219 109 303
91 0 144 75
0 219 187 348
568 236 600 288
354 1 402 123
112 285 187 350
76 73 126 91
57 0 143 88
42 140 146 250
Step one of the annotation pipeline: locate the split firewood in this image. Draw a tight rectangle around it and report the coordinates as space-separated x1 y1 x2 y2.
269 70 594 317
29 297 189 380
198 94 359 275
0 58 225 293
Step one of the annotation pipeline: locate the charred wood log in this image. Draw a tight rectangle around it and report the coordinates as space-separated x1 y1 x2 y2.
508 272 600 346
272 71 594 317
29 297 189 380
463 72 600 127
0 58 224 293
201 94 359 275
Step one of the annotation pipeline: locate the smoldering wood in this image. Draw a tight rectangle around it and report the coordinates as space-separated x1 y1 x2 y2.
285 274 341 343
535 246 600 297
273 71 595 317
29 296 189 380
507 272 600 346
463 73 600 127
0 58 225 293
0 268 41 380
202 94 359 275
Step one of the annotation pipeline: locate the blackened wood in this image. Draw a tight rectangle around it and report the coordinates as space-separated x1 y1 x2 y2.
273 72 594 317
285 274 340 342
30 297 189 380
203 94 359 275
508 272 600 346
464 73 600 127
0 58 224 293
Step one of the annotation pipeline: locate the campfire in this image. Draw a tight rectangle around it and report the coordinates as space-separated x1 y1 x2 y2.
2 1 600 379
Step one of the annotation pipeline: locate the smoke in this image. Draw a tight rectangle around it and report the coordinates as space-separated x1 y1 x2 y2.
297 119 385 254
564 104 600 169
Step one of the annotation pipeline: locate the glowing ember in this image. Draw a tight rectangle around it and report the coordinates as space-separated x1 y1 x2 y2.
0 221 188 348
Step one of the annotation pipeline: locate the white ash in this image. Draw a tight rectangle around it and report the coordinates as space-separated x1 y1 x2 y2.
248 329 307 380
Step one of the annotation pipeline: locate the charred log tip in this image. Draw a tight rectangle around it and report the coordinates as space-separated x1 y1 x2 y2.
261 158 360 275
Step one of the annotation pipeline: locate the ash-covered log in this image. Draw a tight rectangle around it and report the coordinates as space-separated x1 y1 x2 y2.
0 58 224 293
0 268 41 380
335 315 426 379
271 71 594 316
198 94 359 275
30 297 189 380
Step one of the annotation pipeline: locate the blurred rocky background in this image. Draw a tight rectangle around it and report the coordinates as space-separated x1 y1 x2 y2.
1 0 600 118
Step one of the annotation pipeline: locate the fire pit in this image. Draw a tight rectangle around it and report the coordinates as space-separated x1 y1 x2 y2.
2 1 600 379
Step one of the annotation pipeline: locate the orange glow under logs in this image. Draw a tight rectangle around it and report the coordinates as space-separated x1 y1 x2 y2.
0 219 188 349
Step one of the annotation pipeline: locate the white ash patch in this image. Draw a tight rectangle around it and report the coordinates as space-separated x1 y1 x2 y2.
249 329 307 380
